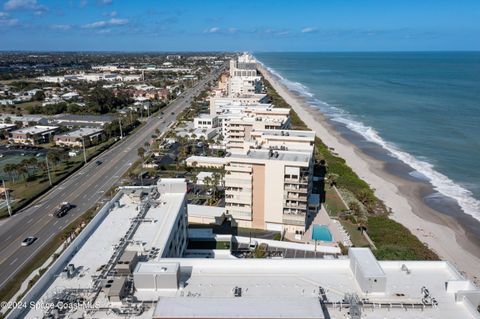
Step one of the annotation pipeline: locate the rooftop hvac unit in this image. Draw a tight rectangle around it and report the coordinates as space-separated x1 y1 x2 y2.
233 286 242 297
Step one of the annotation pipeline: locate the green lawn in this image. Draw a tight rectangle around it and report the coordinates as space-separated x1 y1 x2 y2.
367 215 438 260
339 219 370 247
0 139 116 218
263 76 437 260
324 187 348 216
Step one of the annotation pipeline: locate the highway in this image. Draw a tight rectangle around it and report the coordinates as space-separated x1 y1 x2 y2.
0 67 223 290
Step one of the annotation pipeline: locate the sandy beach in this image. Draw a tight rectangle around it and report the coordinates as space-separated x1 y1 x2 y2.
257 64 480 284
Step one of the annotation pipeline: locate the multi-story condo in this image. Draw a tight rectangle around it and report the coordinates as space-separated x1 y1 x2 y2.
227 53 263 97
224 147 314 234
220 106 291 150
229 53 258 77
242 129 316 152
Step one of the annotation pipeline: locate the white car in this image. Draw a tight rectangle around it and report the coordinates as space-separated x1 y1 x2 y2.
21 236 37 246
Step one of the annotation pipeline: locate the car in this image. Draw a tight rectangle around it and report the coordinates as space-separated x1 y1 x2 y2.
249 240 258 251
95 160 103 166
21 236 37 246
54 202 72 218
171 111 175 115
36 153 42 157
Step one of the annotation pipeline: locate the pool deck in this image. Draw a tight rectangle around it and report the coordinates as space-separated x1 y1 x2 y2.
286 206 351 247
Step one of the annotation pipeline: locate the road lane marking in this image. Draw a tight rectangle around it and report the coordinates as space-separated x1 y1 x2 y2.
27 218 33 224
53 220 58 226
9 258 17 266
0 77 213 287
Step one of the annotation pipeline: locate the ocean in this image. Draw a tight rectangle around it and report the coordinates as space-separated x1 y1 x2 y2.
255 52 480 226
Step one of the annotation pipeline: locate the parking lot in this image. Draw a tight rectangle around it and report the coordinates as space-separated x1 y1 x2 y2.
231 242 330 259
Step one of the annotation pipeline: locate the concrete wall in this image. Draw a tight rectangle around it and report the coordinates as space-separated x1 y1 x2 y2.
263 161 285 225
252 164 265 229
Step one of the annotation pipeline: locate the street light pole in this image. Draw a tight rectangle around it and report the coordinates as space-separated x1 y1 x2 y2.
2 179 12 217
45 156 52 186
82 137 87 164
119 119 123 139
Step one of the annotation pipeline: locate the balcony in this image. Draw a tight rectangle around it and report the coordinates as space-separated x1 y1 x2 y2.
225 195 252 205
284 192 307 201
284 177 309 184
284 202 307 210
284 185 308 193
226 165 252 173
226 189 252 196
282 213 305 226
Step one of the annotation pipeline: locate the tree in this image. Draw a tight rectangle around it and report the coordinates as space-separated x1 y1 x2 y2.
33 90 45 101
212 172 221 199
47 149 64 169
137 147 146 159
191 173 198 183
325 173 339 187
203 176 212 194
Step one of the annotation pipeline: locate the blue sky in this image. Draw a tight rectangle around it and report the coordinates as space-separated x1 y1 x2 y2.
0 0 479 51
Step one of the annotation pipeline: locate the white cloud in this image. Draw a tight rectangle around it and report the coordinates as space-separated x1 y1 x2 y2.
301 27 317 33
3 0 47 13
0 11 18 26
50 24 71 31
97 0 112 5
103 10 117 17
205 26 220 33
97 28 111 34
82 17 128 29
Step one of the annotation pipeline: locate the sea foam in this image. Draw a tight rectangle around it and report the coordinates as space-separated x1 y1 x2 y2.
257 58 480 221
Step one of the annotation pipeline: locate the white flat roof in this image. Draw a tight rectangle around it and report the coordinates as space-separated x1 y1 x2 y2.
131 192 185 258
135 262 179 275
137 258 478 319
186 156 227 164
187 204 225 218
228 149 311 165
57 127 104 138
154 297 324 319
349 247 386 278
12 125 58 134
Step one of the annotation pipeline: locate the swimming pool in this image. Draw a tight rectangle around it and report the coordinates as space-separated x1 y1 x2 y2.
311 225 333 242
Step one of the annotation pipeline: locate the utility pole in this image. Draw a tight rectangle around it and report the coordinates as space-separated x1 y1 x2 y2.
45 156 52 186
119 118 123 139
2 179 12 217
82 137 87 164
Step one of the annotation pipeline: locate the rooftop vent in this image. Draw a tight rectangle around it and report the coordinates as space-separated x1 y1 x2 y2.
233 286 242 297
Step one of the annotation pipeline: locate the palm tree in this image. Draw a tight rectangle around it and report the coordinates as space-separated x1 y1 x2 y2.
212 172 221 199
137 147 146 159
325 173 339 187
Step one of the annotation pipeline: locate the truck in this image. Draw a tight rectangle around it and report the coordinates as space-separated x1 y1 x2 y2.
54 202 71 218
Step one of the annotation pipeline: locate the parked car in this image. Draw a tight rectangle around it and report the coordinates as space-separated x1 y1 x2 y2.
249 240 258 251
21 236 37 246
95 160 103 166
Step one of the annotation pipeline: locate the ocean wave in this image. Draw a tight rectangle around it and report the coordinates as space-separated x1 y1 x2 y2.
256 57 480 221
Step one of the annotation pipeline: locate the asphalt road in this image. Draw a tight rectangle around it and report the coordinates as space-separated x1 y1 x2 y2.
0 67 223 290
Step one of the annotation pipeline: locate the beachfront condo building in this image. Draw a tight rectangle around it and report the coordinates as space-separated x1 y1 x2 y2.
227 53 263 97
224 143 315 234
222 106 291 150
209 95 268 115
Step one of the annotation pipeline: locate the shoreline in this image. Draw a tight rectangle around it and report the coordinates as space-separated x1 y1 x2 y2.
257 63 480 284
